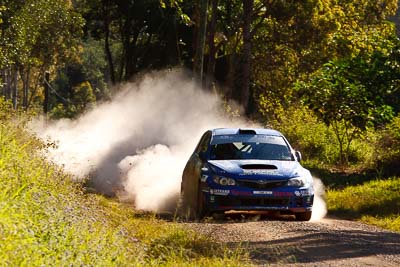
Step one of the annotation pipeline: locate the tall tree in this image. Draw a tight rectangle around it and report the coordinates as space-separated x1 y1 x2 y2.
205 0 218 91
241 0 253 113
101 0 116 85
193 0 208 84
0 0 83 109
299 41 400 165
81 0 188 82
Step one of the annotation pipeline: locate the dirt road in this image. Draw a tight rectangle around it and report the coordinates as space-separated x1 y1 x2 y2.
188 215 400 266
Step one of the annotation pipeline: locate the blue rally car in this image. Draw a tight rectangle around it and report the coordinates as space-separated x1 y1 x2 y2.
180 128 314 221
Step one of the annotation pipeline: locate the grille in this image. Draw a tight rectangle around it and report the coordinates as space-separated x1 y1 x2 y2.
237 179 287 189
216 196 290 207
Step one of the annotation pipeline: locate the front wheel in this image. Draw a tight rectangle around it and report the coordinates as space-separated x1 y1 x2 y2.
295 211 312 221
196 183 208 219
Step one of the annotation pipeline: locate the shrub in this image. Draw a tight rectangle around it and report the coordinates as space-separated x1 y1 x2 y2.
373 115 400 176
268 105 376 168
269 106 340 166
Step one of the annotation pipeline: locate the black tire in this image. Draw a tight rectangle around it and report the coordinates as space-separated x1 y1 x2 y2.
295 211 312 221
212 212 225 220
179 182 197 220
196 183 207 219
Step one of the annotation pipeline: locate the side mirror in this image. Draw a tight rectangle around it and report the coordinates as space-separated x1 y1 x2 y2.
295 151 302 162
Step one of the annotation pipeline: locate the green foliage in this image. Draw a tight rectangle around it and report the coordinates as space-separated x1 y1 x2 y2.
1 0 83 66
0 97 14 120
268 105 377 167
297 41 400 165
80 0 187 83
268 106 339 165
373 115 400 176
72 81 96 110
160 0 191 25
300 44 400 129
0 0 84 110
254 0 398 120
81 38 109 99
327 177 400 232
49 38 108 119
49 81 96 119
0 5 4 67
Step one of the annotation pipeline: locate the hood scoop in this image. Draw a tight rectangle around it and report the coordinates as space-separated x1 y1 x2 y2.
241 164 278 170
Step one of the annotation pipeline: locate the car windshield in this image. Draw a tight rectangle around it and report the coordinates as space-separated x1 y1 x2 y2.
210 135 293 161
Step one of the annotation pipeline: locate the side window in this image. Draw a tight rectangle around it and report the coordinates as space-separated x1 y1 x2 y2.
195 131 211 154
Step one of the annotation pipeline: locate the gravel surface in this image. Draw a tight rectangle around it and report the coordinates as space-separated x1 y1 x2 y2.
186 214 400 266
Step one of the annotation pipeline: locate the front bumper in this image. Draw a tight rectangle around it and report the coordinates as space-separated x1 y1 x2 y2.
202 186 314 213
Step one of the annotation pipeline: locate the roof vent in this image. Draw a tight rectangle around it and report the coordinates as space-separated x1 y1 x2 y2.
238 129 256 135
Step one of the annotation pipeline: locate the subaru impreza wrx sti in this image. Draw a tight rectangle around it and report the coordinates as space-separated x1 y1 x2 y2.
180 128 314 221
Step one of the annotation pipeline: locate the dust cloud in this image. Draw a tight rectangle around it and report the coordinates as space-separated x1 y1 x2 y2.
32 69 243 212
311 177 327 221
32 69 326 219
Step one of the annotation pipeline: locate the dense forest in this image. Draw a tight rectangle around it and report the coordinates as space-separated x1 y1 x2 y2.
1 0 400 170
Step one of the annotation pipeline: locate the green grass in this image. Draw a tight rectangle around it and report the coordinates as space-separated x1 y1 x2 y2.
327 177 400 232
0 105 249 265
308 166 377 189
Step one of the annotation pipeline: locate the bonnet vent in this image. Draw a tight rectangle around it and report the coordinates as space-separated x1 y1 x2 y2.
241 164 278 170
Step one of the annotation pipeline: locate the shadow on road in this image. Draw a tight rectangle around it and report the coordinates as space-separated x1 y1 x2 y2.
230 225 400 265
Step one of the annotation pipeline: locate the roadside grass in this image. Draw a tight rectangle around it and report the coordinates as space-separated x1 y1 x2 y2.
308 166 377 189
0 109 249 265
326 177 400 232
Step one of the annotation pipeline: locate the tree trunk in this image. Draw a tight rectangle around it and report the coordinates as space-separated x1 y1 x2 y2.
3 68 12 100
43 72 50 114
102 0 116 85
205 0 218 91
12 67 18 109
124 31 139 81
20 66 30 109
174 19 182 64
224 1 235 99
241 0 254 114
193 0 208 85
0 69 6 97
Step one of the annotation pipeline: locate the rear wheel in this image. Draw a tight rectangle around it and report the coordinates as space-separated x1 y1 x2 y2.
295 211 312 221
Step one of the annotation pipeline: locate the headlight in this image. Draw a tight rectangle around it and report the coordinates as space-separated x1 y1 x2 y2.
213 176 236 186
287 177 306 187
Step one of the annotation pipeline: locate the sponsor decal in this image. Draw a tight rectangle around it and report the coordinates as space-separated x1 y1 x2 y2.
201 175 208 182
210 189 230 196
243 170 281 175
231 190 253 196
300 189 312 196
253 190 273 195
273 191 294 197
210 196 215 202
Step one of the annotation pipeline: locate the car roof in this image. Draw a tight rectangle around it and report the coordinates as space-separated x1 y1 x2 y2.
211 128 283 137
